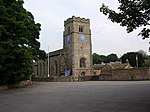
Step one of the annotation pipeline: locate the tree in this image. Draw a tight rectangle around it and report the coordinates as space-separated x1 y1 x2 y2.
93 53 105 64
138 50 150 67
121 52 144 67
142 58 150 67
100 0 150 39
0 0 46 85
138 50 149 59
93 53 119 64
105 53 119 63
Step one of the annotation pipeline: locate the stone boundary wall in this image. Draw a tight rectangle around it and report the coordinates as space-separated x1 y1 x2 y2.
80 68 150 81
98 68 150 81
33 76 94 82
111 68 150 81
0 80 32 92
32 76 73 82
32 68 150 82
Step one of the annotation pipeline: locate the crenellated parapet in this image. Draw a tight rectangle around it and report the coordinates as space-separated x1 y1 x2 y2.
64 16 90 25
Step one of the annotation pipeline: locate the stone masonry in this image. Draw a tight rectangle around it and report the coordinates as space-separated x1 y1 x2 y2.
33 16 93 79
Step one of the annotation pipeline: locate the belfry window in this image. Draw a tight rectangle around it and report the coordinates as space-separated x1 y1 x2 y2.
80 58 86 68
68 26 71 33
79 26 84 32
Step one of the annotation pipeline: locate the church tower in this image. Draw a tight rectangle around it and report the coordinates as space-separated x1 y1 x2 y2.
63 16 93 78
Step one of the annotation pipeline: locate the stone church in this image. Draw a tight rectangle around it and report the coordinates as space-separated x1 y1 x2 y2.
33 16 93 78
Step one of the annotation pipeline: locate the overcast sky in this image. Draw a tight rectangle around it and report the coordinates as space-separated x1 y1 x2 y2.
24 0 149 57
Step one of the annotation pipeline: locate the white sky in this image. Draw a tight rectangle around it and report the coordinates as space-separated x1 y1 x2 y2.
24 0 149 57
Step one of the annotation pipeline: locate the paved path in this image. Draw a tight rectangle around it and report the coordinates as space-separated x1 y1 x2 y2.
0 81 150 112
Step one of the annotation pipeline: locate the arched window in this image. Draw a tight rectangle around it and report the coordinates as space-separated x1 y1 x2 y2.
80 58 86 68
51 66 54 76
79 26 84 32
43 63 45 76
55 61 58 75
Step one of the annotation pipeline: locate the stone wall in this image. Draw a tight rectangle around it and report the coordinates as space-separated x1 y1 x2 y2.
32 68 150 82
82 68 150 81
33 49 66 78
98 68 150 81
32 76 73 82
111 68 150 81
64 16 93 77
0 80 32 92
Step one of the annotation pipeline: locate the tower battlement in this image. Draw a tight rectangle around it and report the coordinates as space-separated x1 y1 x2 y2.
64 16 90 25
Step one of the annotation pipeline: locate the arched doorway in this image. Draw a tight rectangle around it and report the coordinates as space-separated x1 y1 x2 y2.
80 57 86 68
81 72 85 76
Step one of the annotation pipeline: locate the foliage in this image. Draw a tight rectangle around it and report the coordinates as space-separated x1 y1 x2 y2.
100 0 150 39
93 51 149 67
0 0 46 85
142 58 150 67
105 53 119 63
138 50 149 59
93 53 119 64
93 53 106 64
121 52 144 67
137 50 150 67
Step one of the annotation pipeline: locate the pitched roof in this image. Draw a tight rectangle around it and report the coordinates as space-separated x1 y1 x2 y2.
93 63 132 70
107 63 129 69
93 64 105 70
